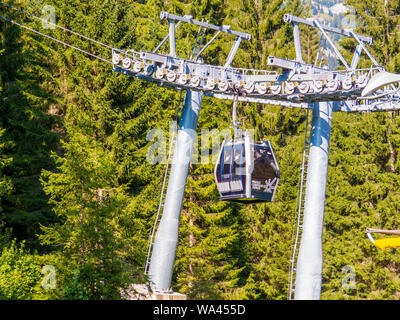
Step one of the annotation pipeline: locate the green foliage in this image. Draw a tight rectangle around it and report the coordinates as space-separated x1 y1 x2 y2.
1 0 400 301
344 0 400 72
0 240 50 300
0 0 61 246
320 111 400 300
39 134 143 299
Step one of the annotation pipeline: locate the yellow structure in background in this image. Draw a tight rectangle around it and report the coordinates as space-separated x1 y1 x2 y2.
367 228 400 250
374 237 400 250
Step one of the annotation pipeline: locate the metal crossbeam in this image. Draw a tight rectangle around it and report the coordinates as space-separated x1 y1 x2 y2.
112 13 400 113
153 20 183 54
267 56 335 75
225 36 243 68
293 22 304 63
160 11 251 41
313 19 350 70
284 14 373 44
194 30 221 60
349 30 380 67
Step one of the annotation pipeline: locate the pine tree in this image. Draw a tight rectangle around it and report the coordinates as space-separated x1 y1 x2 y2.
301 1 320 65
0 0 61 247
39 133 143 299
344 0 400 71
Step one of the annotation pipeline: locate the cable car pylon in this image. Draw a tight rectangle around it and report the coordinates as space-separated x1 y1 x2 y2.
288 105 312 300
144 125 177 276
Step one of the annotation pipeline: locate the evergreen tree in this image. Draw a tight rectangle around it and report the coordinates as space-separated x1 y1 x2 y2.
344 0 400 72
0 0 61 247
0 240 48 300
3 0 400 301
40 135 140 299
301 1 320 65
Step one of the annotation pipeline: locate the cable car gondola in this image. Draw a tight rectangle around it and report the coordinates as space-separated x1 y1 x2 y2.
214 131 280 203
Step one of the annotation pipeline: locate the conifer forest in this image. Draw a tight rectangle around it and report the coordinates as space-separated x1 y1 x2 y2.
1 0 400 300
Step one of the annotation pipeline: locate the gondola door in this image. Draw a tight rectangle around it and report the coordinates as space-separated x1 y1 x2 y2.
250 141 280 202
215 139 248 200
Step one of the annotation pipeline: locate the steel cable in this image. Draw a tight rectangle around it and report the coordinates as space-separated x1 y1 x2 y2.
0 1 113 50
0 14 113 64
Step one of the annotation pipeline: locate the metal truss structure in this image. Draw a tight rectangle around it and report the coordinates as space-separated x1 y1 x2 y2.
111 12 400 112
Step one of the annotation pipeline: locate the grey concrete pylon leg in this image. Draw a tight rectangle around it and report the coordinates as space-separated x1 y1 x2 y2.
294 101 333 300
148 90 203 291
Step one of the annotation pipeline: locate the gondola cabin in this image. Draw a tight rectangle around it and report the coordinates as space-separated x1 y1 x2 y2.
214 133 280 203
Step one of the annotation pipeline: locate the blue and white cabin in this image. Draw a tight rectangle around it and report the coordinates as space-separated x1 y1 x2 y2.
214 134 280 203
